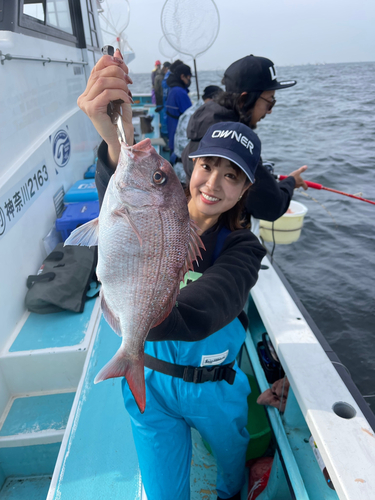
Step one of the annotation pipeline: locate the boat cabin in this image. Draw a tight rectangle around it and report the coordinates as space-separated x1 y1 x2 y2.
0 1 103 497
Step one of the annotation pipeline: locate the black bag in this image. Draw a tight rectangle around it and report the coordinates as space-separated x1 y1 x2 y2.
257 332 285 384
25 243 99 314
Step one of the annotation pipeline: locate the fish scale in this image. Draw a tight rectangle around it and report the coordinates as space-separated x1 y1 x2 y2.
65 138 204 413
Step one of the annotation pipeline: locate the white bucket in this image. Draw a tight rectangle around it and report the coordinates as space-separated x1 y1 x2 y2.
259 200 308 245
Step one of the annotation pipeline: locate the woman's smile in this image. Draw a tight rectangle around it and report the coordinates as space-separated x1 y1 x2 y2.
200 191 221 204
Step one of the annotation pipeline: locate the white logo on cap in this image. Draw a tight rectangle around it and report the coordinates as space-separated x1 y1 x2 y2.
269 66 277 81
211 130 254 153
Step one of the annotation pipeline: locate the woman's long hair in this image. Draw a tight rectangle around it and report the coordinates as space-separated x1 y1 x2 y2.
186 159 251 231
214 90 262 128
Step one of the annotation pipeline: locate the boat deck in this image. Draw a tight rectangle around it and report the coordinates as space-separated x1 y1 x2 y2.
0 476 51 500
8 299 96 353
0 393 75 438
0 297 101 500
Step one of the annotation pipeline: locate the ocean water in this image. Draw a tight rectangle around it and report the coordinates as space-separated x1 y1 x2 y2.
130 62 375 412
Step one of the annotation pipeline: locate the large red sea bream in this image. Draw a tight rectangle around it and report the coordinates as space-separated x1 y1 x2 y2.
65 139 204 413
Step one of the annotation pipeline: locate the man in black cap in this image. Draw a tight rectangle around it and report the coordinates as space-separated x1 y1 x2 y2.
165 63 193 152
181 55 308 222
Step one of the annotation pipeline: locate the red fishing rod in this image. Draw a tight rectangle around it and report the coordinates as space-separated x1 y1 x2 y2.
276 175 375 206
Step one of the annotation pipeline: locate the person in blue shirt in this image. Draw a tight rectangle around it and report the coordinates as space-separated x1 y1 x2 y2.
165 63 192 152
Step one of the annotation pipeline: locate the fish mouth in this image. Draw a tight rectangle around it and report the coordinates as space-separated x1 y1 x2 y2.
132 138 153 151
122 138 153 158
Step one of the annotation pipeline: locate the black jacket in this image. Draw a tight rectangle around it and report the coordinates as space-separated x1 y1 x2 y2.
181 100 296 221
95 141 266 342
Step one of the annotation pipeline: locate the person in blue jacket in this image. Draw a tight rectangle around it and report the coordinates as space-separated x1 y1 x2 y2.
78 49 267 500
165 63 192 152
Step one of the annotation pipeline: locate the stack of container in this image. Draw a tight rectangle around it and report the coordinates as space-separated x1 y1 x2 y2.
56 160 100 241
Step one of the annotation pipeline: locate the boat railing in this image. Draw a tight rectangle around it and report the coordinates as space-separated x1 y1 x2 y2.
0 51 88 66
248 256 375 499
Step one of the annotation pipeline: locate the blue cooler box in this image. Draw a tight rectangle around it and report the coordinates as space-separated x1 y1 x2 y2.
64 179 98 203
56 201 99 240
84 163 97 178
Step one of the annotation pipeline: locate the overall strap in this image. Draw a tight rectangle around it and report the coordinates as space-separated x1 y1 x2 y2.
144 354 236 385
212 226 231 263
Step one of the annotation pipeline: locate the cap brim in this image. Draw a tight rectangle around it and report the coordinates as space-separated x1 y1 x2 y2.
189 147 256 183
266 80 297 90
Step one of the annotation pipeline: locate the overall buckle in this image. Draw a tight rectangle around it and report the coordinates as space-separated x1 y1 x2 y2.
182 363 236 384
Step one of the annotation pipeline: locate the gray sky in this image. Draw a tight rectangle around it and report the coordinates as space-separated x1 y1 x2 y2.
101 0 375 73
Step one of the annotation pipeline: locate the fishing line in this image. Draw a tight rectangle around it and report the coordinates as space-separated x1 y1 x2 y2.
270 221 276 263
296 190 338 227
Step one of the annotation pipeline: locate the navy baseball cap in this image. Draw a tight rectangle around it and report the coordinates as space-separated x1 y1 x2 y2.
189 122 261 183
223 55 297 93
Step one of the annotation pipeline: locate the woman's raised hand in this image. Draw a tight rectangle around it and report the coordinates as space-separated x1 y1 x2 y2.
77 49 134 169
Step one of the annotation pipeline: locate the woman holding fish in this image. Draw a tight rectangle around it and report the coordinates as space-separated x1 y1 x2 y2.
74 49 267 500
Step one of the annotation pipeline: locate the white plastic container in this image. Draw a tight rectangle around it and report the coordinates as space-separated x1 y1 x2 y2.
259 200 308 245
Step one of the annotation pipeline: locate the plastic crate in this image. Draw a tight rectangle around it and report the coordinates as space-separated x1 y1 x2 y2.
63 179 98 203
56 201 99 240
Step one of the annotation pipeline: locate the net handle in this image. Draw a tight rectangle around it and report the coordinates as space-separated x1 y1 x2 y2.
193 59 200 99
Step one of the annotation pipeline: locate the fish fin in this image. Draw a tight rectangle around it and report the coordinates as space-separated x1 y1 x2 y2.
94 349 146 413
100 291 122 337
114 208 143 246
180 219 205 277
64 218 99 247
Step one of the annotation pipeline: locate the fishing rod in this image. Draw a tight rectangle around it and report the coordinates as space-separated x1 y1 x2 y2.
276 175 375 206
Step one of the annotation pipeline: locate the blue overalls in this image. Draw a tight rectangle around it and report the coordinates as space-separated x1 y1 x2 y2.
122 230 251 500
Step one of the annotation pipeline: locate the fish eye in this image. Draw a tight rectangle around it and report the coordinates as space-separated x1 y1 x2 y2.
153 170 166 185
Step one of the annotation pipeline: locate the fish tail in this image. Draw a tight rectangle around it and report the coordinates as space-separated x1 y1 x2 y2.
94 348 146 413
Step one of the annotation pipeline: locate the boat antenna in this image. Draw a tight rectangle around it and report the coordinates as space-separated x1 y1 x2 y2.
160 0 220 99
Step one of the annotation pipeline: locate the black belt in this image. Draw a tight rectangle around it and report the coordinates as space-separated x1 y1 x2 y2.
166 110 181 120
144 353 236 385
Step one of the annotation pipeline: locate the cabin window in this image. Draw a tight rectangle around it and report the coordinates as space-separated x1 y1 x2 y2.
46 0 73 34
23 1 45 22
11 0 102 52
23 0 73 34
